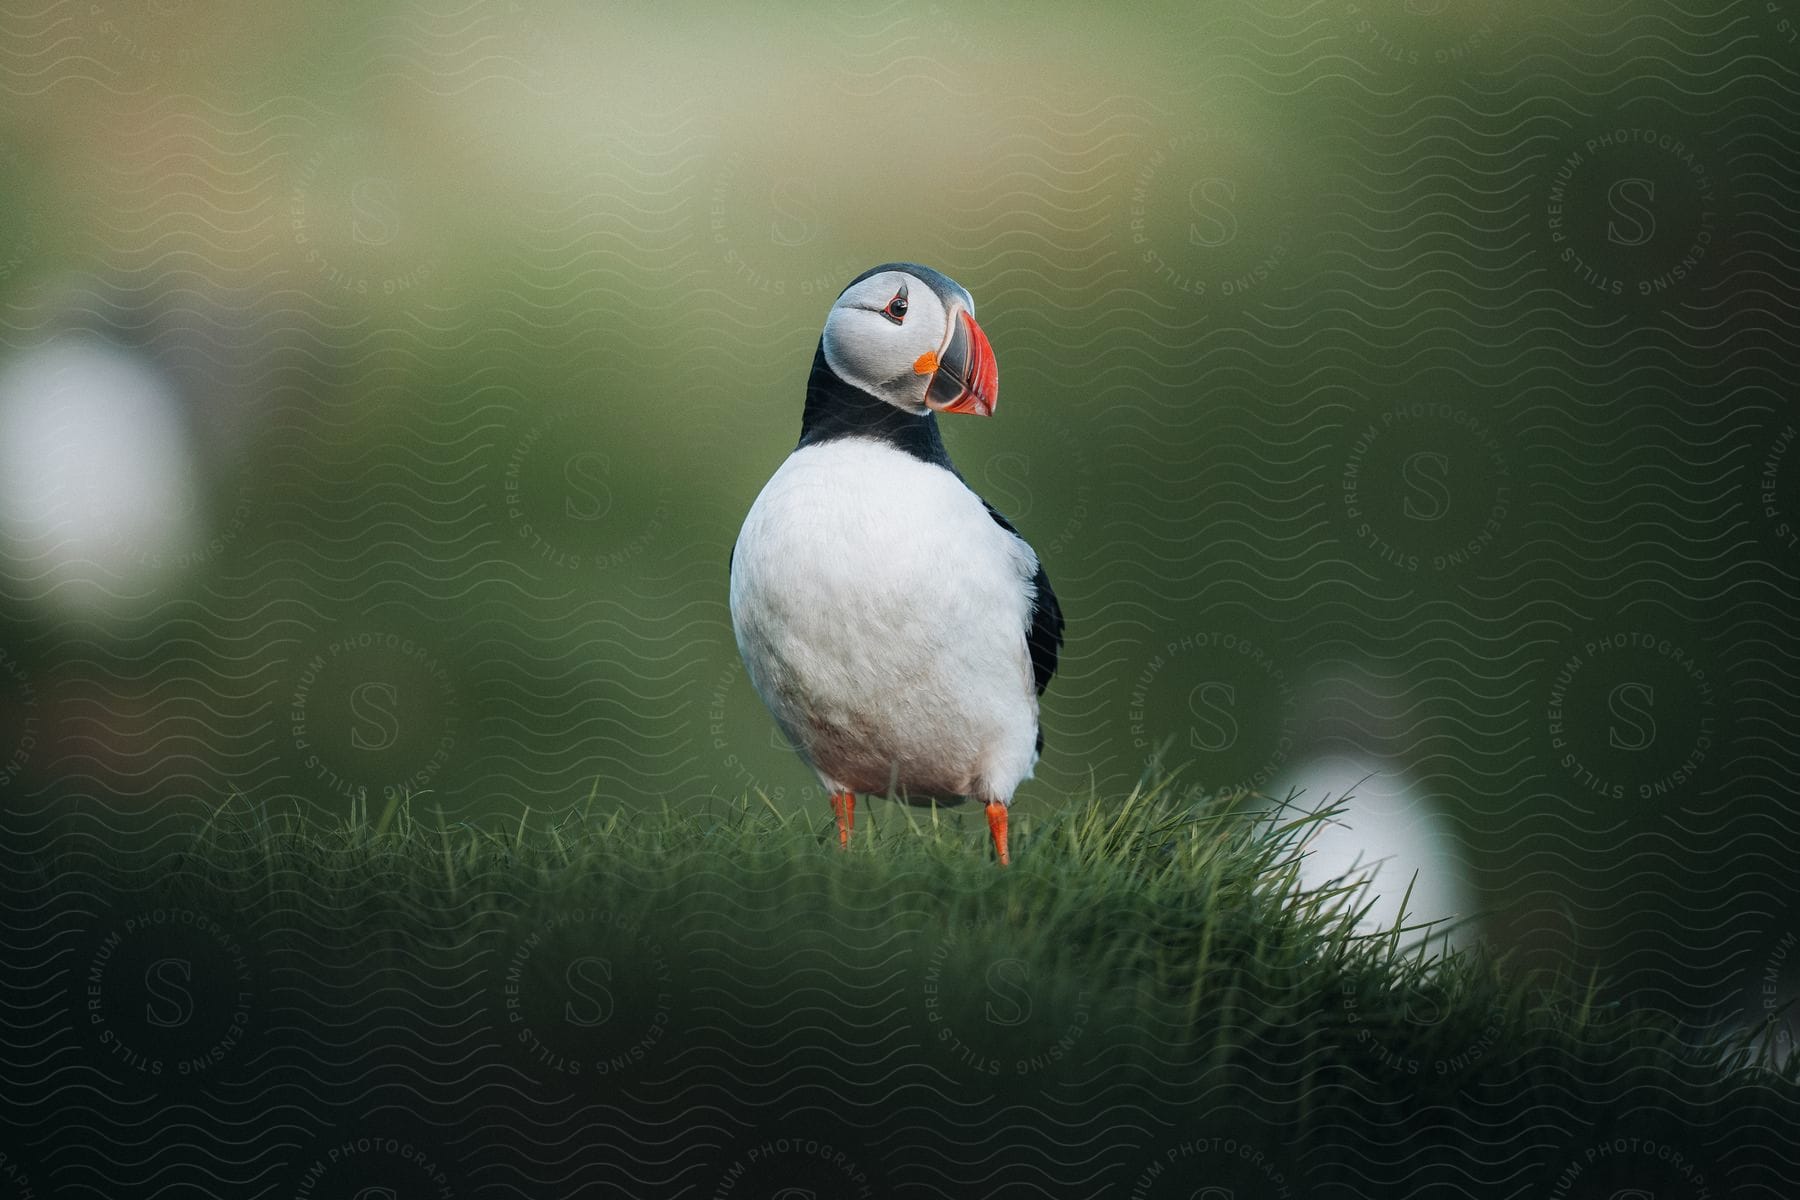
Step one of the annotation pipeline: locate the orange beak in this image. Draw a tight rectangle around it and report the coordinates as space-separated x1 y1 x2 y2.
920 310 998 417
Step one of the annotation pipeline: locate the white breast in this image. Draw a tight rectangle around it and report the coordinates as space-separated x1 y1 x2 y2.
729 438 1041 803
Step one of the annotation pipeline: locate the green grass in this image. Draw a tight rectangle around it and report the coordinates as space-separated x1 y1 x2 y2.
22 772 1800 1194
160 773 1800 1088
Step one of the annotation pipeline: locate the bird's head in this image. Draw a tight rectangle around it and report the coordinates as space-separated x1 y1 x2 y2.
820 263 998 418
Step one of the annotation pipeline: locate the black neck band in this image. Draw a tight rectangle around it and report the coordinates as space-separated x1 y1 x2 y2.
795 341 954 470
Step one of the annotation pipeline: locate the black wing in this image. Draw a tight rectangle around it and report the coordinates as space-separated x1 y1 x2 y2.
983 501 1063 698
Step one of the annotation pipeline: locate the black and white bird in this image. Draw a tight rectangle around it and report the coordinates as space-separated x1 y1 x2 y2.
729 263 1063 865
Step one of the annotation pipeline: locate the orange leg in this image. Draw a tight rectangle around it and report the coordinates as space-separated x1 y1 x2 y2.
985 801 1010 867
829 791 856 849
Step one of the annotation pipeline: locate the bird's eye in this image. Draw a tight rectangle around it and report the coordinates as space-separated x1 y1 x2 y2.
881 287 908 324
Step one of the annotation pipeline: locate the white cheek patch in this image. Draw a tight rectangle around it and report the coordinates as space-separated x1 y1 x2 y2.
821 283 950 411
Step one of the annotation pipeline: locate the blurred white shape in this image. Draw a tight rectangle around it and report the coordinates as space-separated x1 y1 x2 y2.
1274 754 1476 953
0 336 203 614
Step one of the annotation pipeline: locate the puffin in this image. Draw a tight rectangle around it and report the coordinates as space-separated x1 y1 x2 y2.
729 263 1063 866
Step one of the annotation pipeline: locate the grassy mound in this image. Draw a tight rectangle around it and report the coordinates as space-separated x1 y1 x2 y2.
6 777 1797 1197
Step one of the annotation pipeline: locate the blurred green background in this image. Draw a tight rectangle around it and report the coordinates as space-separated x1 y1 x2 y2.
2 0 1797 1041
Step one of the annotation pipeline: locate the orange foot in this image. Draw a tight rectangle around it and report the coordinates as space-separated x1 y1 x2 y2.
985 801 1010 867
830 791 856 849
